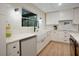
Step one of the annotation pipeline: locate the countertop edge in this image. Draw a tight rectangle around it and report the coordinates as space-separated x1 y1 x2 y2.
69 32 79 44
6 34 37 44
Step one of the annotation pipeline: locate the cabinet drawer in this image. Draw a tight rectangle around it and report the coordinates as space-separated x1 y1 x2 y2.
6 41 20 56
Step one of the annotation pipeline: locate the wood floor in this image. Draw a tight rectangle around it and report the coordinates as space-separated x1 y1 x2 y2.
38 41 71 56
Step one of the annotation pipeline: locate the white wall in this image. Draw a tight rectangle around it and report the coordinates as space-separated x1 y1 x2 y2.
0 4 9 56
0 17 6 56
5 3 45 36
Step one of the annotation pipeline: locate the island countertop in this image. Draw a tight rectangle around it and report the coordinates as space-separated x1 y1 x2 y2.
6 29 52 44
6 33 37 44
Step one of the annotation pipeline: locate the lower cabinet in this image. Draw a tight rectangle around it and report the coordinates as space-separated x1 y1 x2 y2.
37 31 51 54
55 31 70 43
6 41 20 56
6 36 37 56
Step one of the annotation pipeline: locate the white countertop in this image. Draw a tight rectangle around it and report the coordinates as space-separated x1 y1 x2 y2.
6 33 37 44
69 32 79 44
6 29 52 44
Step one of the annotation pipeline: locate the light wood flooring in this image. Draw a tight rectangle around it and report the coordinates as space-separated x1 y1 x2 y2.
38 41 71 56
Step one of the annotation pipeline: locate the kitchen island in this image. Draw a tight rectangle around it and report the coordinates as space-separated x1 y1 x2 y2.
6 33 37 56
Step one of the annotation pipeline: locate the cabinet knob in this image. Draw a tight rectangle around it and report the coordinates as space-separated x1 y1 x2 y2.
17 51 20 54
13 46 16 48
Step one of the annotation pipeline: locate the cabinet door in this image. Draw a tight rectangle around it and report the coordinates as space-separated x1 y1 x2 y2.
58 31 65 42
59 9 73 20
46 12 59 25
58 31 70 43
21 36 37 56
6 41 20 56
52 30 59 40
73 8 79 24
64 31 70 43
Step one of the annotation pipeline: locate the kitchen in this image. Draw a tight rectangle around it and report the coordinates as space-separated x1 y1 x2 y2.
0 3 79 56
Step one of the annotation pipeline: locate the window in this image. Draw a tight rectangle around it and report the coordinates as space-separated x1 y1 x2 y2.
22 8 37 27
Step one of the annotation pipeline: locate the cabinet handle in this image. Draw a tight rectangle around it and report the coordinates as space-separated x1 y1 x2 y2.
17 51 20 54
13 46 16 48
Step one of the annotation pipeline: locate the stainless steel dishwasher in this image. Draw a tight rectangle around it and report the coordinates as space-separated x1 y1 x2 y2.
70 35 77 56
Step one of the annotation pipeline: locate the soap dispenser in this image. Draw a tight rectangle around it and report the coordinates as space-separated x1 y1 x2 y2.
6 24 12 38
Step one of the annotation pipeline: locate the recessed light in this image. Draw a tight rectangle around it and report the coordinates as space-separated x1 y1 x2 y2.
14 8 19 12
58 3 62 6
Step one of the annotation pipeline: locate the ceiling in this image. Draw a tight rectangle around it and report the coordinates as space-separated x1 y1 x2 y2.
33 3 79 13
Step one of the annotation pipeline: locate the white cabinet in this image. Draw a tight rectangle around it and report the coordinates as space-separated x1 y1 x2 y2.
58 31 65 41
6 36 37 56
37 30 51 54
64 31 70 42
59 9 73 20
46 9 73 25
46 12 59 25
53 30 59 40
73 8 79 24
21 36 37 56
52 30 70 43
6 41 20 56
59 31 70 43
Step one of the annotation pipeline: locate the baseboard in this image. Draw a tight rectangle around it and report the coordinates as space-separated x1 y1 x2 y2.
51 40 70 45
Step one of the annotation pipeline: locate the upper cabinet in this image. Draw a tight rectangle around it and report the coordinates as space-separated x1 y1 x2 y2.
59 9 73 20
73 8 79 24
46 8 79 25
46 12 59 25
46 9 74 25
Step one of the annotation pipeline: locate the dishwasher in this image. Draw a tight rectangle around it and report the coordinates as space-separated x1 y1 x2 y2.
70 35 78 56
